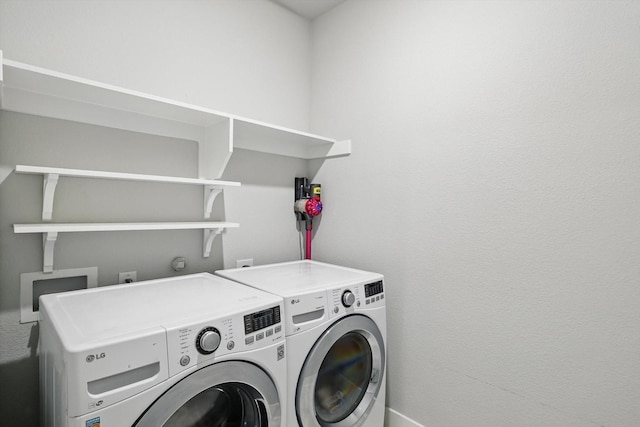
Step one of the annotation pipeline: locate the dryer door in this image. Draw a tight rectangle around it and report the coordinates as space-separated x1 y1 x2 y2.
297 315 385 427
134 361 280 427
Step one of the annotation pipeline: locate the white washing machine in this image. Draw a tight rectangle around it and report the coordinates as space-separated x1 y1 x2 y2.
217 260 386 427
38 273 287 427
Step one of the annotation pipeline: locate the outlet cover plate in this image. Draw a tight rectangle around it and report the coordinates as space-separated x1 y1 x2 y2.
236 259 254 268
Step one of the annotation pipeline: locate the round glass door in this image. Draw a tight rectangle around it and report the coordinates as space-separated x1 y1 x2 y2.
315 332 373 423
297 315 385 427
163 382 267 426
135 361 280 427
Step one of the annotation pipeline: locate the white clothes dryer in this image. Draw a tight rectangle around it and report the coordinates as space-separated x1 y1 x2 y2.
217 260 386 427
38 273 287 427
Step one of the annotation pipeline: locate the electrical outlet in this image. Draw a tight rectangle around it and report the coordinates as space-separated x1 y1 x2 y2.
118 271 137 284
236 259 253 268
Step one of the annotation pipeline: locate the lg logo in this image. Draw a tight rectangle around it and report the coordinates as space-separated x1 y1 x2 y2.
291 298 300 304
86 352 106 363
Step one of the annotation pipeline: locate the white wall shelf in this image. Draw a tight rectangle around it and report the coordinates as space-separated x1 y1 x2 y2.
0 51 351 180
14 222 239 273
13 165 239 272
2 50 349 273
13 221 239 234
15 164 240 220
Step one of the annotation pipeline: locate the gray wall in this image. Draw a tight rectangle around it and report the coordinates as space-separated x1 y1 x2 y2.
2 1 639 426
0 1 311 425
311 1 640 426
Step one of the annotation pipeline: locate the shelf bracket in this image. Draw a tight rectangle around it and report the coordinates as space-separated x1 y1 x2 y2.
42 231 58 273
203 228 223 258
203 186 223 219
42 173 59 221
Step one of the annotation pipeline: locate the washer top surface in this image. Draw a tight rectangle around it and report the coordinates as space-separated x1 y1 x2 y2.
217 260 383 298
40 273 282 347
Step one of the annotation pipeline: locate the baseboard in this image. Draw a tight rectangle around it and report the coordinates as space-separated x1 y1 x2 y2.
385 407 424 427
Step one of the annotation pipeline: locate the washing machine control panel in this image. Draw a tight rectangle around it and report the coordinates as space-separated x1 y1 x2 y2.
196 327 221 354
342 290 356 307
244 305 281 334
165 303 285 377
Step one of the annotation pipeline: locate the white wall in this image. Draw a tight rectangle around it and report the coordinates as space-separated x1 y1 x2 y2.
311 1 640 426
2 1 639 426
0 1 310 425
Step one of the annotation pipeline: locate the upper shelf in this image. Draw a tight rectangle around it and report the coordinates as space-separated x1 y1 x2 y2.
0 50 351 179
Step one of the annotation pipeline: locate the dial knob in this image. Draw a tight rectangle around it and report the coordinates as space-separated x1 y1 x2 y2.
342 290 356 307
196 327 221 354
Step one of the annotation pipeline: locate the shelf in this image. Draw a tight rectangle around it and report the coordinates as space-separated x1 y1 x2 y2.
13 222 239 233
14 222 239 273
15 165 241 186
0 51 351 179
233 118 351 159
3 50 351 274
15 165 240 220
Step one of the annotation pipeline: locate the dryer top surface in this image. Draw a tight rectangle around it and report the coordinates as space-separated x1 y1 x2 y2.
216 260 383 298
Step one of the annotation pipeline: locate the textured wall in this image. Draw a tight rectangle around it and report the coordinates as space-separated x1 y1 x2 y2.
0 1 311 425
311 1 640 426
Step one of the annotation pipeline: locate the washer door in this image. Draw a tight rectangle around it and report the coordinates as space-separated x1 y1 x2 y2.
135 361 280 427
297 315 385 427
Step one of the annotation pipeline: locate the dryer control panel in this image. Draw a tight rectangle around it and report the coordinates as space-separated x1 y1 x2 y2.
329 280 385 319
365 280 384 298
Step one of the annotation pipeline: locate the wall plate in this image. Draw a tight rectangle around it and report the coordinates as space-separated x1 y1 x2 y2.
20 267 98 323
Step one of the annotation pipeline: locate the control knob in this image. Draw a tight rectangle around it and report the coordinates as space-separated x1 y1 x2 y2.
342 290 356 307
196 327 221 354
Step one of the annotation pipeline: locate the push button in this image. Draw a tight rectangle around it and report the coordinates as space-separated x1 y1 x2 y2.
256 332 265 341
245 336 254 345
